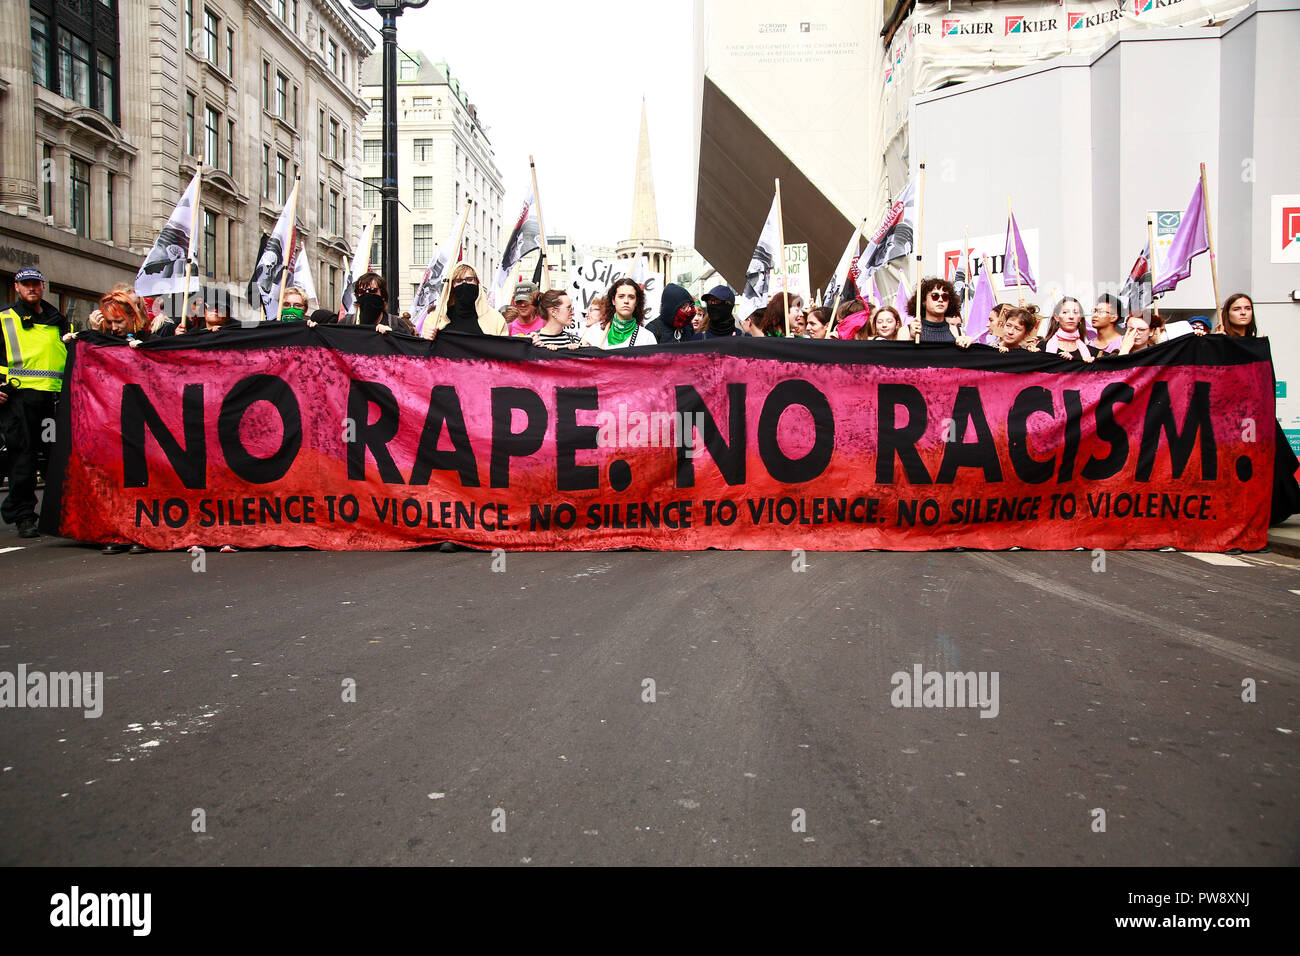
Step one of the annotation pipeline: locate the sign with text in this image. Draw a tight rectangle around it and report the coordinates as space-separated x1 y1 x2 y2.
43 327 1274 552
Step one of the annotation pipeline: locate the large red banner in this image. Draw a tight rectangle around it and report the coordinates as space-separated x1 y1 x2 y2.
43 326 1275 551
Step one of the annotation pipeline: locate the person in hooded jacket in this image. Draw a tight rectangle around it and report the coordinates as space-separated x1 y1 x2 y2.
645 283 702 344
701 285 745 338
421 264 508 339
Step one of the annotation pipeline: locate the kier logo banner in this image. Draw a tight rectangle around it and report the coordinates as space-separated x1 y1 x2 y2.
43 328 1275 553
1271 195 1300 263
943 18 960 36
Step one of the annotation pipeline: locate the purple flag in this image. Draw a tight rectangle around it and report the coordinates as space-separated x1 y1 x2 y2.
895 275 912 319
1152 178 1209 295
965 262 997 342
1003 211 1036 291
871 275 884 309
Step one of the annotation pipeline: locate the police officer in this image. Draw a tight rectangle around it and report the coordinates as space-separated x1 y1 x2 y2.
0 267 68 538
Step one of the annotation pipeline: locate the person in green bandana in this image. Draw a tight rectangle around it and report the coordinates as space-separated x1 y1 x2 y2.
581 277 656 349
279 287 309 322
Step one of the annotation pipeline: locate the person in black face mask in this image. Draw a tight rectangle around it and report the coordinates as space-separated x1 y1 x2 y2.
353 273 414 335
420 264 508 340
701 285 744 338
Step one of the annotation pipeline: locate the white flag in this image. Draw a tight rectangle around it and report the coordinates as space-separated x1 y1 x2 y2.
493 182 539 303
134 169 201 298
856 179 917 285
822 229 860 308
249 180 298 322
740 191 780 317
412 209 467 334
288 237 317 309
340 217 375 318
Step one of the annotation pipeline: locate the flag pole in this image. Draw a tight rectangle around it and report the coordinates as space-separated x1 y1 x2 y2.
1199 162 1222 322
1146 214 1161 325
913 162 927 342
274 176 301 322
960 225 972 333
180 162 203 328
1007 197 1025 307
825 216 866 338
529 155 549 292
775 178 790 336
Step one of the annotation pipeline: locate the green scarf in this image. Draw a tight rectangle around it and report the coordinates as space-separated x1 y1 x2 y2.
607 315 637 347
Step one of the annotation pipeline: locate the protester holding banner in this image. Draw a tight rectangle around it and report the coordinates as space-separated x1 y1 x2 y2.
996 306 1040 352
701 286 743 339
1044 297 1094 362
507 282 544 337
1218 293 1257 337
530 291 581 350
805 307 831 339
581 278 655 349
870 306 905 341
833 307 868 340
279 287 309 322
1119 315 1159 355
1089 294 1124 353
422 264 508 339
907 278 974 347
645 284 702 344
351 273 413 335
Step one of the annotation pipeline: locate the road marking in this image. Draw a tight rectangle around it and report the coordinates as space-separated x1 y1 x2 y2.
970 552 1300 681
1187 552 1251 567
0 547 24 555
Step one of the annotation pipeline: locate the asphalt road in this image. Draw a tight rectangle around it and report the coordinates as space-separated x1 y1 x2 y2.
0 536 1296 866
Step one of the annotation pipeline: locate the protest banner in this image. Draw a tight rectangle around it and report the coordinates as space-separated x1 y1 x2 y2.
771 243 811 302
43 329 1274 553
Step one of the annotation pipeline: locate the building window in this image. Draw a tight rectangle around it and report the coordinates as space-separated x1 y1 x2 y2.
226 27 234 74
363 140 381 163
106 172 115 242
329 118 339 159
413 224 432 264
57 29 91 106
363 177 380 209
341 51 347 82
291 0 299 32
226 120 235 175
329 190 339 234
42 145 53 218
275 72 287 119
185 0 195 51
71 157 90 238
399 55 417 80
95 53 115 121
276 153 287 205
412 96 432 109
203 209 217 278
275 0 286 21
31 12 51 88
292 85 299 128
227 220 234 279
370 238 381 267
203 9 219 63
204 106 220 167
328 39 338 74
413 138 432 162
413 177 432 209
329 266 338 306
262 60 269 111
262 144 270 198
369 97 382 109
318 183 325 225
185 92 196 155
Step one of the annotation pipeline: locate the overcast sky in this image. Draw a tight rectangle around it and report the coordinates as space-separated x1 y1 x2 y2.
355 0 697 249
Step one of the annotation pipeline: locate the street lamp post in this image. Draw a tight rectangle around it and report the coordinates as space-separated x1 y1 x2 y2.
351 0 427 311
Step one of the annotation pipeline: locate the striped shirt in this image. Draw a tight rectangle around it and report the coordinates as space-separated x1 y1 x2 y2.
534 329 580 348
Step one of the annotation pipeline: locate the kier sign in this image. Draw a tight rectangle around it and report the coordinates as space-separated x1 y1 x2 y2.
1272 195 1300 263
935 229 1040 290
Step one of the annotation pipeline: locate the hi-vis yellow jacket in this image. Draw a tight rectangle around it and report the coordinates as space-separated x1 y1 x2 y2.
0 300 67 393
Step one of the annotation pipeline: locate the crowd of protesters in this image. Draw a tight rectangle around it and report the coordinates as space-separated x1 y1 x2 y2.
0 262 1281 549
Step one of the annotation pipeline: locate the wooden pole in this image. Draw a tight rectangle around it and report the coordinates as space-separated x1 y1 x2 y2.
959 226 972 333
824 216 866 337
1199 162 1222 324
1007 197 1025 307
529 155 549 292
913 162 926 342
180 163 202 329
775 178 790 336
274 176 300 322
1147 214 1161 324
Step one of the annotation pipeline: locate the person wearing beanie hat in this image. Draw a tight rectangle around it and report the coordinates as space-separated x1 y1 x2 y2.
701 285 744 338
645 283 702 344
508 281 544 337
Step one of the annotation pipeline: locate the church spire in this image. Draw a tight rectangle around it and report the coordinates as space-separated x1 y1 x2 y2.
629 97 660 241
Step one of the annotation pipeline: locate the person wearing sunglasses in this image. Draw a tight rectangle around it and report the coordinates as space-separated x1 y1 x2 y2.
352 273 414 334
420 264 508 339
907 277 973 347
